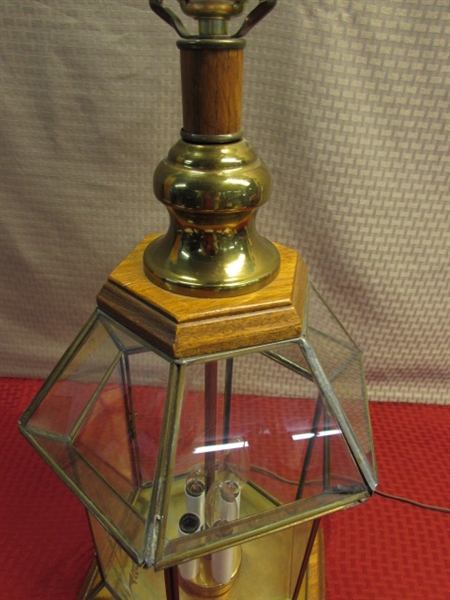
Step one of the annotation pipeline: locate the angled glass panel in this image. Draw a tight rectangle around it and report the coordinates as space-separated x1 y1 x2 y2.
19 310 171 564
160 344 369 570
304 282 377 476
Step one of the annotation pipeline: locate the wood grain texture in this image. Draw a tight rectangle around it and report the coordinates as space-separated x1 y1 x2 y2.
97 234 308 359
180 47 243 136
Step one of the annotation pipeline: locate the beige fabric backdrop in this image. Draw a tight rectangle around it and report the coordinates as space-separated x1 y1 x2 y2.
1 1 449 404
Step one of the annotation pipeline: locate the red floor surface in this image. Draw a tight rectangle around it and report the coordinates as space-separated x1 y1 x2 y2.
1 378 449 599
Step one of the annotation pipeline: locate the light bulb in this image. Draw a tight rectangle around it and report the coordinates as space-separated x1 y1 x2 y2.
205 481 238 585
185 464 206 527
217 436 250 517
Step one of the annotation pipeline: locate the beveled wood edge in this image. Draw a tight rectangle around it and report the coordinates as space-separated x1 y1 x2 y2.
97 282 177 358
106 235 306 324
97 279 303 359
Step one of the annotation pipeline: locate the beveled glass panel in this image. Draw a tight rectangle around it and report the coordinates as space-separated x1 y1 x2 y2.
27 316 119 437
20 310 171 563
20 287 376 571
304 282 376 474
160 344 367 567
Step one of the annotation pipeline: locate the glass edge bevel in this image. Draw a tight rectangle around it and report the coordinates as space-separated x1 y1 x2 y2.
144 362 188 567
84 516 109 597
262 349 314 381
308 281 362 352
359 352 378 479
176 336 305 368
299 336 378 492
97 309 176 364
302 278 312 338
18 309 100 427
69 350 124 440
154 491 369 571
19 425 146 566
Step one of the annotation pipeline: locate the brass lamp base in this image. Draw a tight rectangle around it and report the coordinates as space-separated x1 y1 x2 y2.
179 547 242 597
77 527 325 600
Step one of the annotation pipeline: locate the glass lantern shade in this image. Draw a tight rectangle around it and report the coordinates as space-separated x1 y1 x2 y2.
19 280 377 583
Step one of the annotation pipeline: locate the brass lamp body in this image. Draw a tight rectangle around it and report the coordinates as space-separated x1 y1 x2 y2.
144 1 280 296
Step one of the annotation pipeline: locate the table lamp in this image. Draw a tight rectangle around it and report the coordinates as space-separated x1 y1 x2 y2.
19 2 378 599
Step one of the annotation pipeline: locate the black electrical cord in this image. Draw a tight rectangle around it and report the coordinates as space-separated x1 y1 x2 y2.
375 489 450 514
249 466 450 514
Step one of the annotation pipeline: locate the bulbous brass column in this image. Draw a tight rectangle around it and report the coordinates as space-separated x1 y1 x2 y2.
144 0 280 296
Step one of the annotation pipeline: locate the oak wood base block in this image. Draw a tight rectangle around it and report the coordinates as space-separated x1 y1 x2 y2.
97 234 308 359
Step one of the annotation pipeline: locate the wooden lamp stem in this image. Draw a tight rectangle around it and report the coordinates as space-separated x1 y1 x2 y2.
179 42 244 138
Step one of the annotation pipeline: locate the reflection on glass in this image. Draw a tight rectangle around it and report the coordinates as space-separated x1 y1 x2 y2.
218 435 250 516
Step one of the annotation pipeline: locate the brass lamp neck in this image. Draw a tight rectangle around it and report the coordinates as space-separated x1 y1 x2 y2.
144 0 280 297
150 1 277 40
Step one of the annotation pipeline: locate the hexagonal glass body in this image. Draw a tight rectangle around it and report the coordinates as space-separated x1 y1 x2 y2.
19 281 377 581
